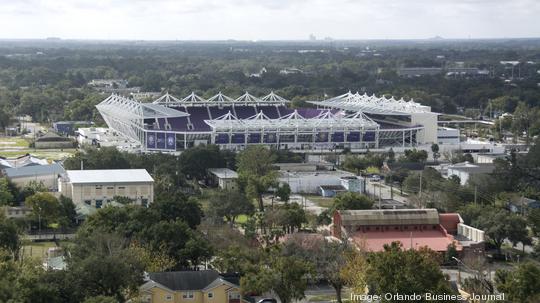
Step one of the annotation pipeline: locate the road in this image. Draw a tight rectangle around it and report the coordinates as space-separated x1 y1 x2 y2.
364 179 408 205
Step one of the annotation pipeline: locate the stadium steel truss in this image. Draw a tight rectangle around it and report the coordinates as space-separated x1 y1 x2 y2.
96 91 430 152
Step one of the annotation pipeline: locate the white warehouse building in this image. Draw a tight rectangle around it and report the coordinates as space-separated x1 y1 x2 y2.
59 169 154 208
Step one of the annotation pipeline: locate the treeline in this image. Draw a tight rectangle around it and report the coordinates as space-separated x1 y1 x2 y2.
0 42 540 124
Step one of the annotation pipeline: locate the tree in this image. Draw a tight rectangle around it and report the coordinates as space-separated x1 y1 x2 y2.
25 192 61 228
333 192 373 210
82 296 118 303
284 234 354 303
431 143 440 163
178 144 227 180
69 233 144 302
387 148 395 164
512 102 539 145
129 241 176 272
236 146 278 211
0 216 20 258
366 242 454 302
527 208 540 237
496 262 540 303
474 209 528 254
340 246 369 296
58 195 77 230
0 177 15 206
276 183 291 202
208 189 254 226
241 249 313 303
150 195 203 229
139 219 208 269
401 149 428 163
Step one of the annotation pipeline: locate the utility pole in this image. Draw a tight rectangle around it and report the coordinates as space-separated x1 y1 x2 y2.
419 170 423 197
379 185 382 209
474 186 478 205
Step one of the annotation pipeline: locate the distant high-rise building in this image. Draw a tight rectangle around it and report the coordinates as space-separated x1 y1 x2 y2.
309 34 316 41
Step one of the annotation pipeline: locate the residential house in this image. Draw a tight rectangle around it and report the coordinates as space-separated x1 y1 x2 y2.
139 270 248 303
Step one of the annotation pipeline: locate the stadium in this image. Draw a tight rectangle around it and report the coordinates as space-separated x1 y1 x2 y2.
96 91 445 153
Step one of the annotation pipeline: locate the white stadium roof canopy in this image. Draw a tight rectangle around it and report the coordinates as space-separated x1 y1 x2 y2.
152 92 290 106
309 91 432 115
97 94 189 119
204 109 379 132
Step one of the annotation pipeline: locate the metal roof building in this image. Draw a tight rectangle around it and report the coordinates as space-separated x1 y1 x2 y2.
65 169 154 184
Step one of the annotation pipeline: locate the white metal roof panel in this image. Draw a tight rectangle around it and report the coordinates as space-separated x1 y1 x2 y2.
66 169 154 184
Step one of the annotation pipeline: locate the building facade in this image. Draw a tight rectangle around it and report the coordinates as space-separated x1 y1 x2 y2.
59 169 154 207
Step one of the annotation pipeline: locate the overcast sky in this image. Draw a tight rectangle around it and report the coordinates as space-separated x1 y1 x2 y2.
0 0 538 40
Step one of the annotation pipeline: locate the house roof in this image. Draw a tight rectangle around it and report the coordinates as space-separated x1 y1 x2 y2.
208 168 238 179
3 163 65 178
447 162 495 174
338 209 440 226
65 169 154 184
148 270 223 291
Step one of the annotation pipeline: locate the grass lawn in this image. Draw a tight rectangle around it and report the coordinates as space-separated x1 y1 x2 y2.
0 137 29 148
303 194 334 208
235 214 248 224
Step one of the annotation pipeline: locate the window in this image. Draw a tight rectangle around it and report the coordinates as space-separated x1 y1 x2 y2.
182 292 194 299
84 200 91 205
228 292 240 299
165 294 173 301
141 199 148 208
208 292 213 298
95 200 103 209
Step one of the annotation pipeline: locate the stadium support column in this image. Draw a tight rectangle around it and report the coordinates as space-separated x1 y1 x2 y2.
375 129 380 149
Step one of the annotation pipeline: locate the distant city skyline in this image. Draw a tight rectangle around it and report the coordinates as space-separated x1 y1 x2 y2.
0 0 538 40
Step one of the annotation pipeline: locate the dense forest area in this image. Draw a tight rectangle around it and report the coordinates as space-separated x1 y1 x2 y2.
0 39 539 127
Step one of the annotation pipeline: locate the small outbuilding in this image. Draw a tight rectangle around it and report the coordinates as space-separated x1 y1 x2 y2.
208 168 238 190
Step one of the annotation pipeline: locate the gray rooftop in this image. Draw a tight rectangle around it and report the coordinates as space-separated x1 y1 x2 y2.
208 168 238 179
338 208 440 226
148 270 221 291
447 163 495 174
66 169 154 184
3 163 65 178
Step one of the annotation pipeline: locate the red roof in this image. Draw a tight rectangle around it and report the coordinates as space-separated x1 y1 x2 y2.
351 229 461 252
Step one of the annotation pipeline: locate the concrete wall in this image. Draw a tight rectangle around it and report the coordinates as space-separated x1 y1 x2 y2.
10 174 59 191
458 223 485 242
410 112 438 144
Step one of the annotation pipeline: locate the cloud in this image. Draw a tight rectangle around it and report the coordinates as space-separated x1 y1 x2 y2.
0 0 538 39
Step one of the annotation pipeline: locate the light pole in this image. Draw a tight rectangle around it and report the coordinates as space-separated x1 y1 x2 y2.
37 206 42 234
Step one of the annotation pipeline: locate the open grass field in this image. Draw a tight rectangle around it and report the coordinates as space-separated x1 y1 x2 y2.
0 137 30 149
303 194 334 208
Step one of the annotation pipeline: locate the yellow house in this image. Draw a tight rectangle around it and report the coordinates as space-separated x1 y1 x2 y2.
139 270 249 303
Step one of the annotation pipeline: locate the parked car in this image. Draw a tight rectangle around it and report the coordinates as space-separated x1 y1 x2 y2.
257 299 278 303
